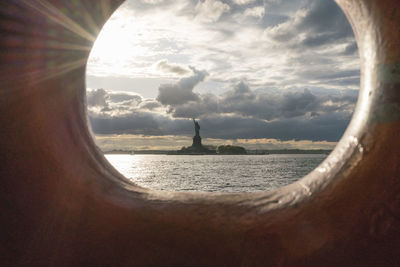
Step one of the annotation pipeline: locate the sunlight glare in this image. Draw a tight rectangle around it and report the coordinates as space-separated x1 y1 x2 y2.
88 9 149 77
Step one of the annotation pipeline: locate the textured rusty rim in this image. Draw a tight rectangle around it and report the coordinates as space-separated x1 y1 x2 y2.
1 0 399 265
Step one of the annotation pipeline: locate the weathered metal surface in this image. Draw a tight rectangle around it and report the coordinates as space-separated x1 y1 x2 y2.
0 0 399 266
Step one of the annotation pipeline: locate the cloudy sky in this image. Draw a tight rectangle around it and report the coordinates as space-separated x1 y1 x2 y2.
86 0 360 151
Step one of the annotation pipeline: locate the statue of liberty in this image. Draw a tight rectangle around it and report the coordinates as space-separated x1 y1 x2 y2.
193 118 200 137
178 117 216 153
192 118 202 148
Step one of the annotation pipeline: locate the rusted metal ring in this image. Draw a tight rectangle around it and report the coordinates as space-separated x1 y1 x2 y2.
1 0 399 265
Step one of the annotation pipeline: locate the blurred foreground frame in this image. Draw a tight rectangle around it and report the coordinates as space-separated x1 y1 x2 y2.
1 0 400 266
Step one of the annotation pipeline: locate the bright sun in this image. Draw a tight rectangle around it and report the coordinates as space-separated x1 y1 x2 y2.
88 10 149 76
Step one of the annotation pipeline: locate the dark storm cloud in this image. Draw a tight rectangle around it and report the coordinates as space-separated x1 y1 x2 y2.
220 83 356 120
296 0 352 36
260 13 289 28
169 93 219 118
87 88 148 117
88 107 352 142
89 110 195 136
156 78 357 121
87 88 142 108
197 112 351 141
87 88 108 107
90 112 163 135
156 67 208 106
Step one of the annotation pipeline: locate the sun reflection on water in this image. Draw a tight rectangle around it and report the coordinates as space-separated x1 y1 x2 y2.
105 154 327 193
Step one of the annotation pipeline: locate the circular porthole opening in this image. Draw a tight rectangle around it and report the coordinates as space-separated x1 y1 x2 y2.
86 0 360 193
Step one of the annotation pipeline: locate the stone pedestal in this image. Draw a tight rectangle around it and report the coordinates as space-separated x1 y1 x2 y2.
192 135 202 147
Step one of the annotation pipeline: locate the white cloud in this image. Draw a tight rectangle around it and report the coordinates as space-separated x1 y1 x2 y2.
195 0 230 23
141 0 164 4
231 0 256 5
244 6 265 18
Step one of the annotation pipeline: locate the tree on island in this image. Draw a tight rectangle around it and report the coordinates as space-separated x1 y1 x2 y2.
217 145 247 155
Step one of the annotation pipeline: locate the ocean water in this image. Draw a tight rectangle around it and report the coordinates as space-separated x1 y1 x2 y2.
105 154 328 193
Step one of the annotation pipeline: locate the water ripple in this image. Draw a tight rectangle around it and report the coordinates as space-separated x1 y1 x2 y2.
105 154 327 193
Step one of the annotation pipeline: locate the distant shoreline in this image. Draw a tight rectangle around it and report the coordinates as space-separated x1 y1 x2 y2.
103 149 332 155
